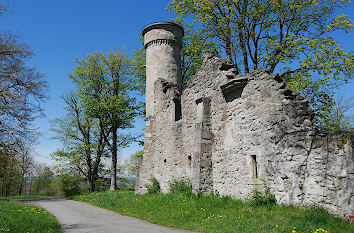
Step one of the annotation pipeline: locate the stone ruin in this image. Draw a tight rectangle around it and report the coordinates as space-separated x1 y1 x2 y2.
135 22 354 217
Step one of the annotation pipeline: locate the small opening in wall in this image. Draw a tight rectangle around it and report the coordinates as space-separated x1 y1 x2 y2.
174 99 182 121
220 80 248 103
224 86 244 102
251 155 258 179
188 155 191 161
164 159 167 163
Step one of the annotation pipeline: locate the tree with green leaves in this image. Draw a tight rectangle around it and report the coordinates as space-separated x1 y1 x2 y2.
167 0 354 130
0 140 36 196
69 48 139 190
322 96 354 131
30 164 55 196
50 93 107 192
0 147 20 196
123 149 143 177
17 144 34 195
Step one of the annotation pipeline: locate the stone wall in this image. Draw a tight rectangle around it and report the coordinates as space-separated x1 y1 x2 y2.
135 23 353 217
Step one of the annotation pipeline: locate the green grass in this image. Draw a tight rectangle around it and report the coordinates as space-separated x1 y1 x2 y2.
73 190 353 233
0 200 62 233
0 195 55 201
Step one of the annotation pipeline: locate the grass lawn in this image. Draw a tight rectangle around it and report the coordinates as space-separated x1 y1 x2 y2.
0 195 55 201
73 190 353 233
0 200 62 233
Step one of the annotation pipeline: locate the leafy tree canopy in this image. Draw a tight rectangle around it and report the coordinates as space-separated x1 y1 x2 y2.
68 48 140 190
167 0 354 130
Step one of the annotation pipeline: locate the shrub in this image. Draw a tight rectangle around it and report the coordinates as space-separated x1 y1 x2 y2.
248 188 276 206
59 174 83 197
145 177 161 194
169 178 193 195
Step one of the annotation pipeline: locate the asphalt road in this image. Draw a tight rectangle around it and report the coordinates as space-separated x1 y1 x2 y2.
31 199 194 233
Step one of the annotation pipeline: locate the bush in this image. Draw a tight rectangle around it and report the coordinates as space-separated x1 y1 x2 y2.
169 178 193 195
145 177 160 194
248 188 276 206
59 174 83 197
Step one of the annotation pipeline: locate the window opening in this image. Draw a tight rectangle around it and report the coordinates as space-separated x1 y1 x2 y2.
251 155 258 179
174 99 182 121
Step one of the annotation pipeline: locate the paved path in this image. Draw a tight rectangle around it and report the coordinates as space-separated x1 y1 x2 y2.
30 199 194 233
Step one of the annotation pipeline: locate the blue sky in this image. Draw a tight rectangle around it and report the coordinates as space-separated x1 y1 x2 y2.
2 0 354 165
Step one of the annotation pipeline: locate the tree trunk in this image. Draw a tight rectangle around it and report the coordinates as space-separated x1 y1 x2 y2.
87 153 93 192
110 157 117 191
1 180 4 196
5 181 10 197
225 40 234 64
36 179 41 194
18 176 24 196
88 172 93 192
92 130 104 192
29 178 33 195
110 126 118 191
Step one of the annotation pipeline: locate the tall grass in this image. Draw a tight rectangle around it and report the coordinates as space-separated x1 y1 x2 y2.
73 190 353 233
0 200 61 233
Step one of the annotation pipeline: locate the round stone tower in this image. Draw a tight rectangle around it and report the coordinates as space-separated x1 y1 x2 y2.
142 22 184 117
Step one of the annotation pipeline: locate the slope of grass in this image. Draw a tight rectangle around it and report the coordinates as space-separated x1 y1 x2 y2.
0 200 62 233
73 190 353 233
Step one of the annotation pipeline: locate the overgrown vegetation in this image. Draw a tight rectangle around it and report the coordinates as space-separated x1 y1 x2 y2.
0 200 61 233
73 190 353 233
247 180 277 207
58 174 83 197
169 178 193 195
248 189 277 207
145 177 161 194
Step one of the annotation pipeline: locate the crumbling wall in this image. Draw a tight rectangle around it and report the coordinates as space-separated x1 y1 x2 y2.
181 52 353 216
137 50 353 216
136 77 191 193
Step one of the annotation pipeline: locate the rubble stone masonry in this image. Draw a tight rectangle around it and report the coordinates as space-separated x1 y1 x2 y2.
136 22 353 217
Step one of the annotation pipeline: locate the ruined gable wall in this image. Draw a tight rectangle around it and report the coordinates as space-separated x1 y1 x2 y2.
182 53 353 216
